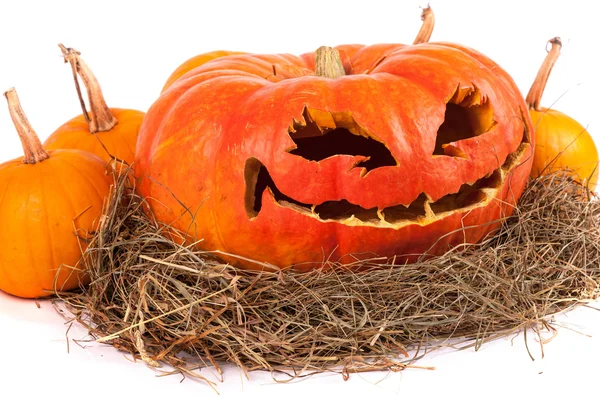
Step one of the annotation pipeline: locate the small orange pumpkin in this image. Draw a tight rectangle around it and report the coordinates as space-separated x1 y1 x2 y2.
44 45 145 167
0 88 113 299
526 37 598 190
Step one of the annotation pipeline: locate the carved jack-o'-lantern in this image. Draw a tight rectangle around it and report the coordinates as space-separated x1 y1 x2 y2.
135 42 534 271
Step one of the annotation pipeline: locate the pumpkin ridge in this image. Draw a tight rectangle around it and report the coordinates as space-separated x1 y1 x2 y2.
0 169 19 291
51 154 108 291
168 69 268 93
184 56 291 81
239 53 311 78
38 161 60 291
122 127 138 162
210 95 255 254
161 50 249 92
150 76 268 159
173 53 314 85
347 44 407 74
72 130 104 159
59 152 109 207
22 169 42 293
45 162 83 294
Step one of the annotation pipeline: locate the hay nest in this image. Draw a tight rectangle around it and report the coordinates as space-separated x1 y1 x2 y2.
58 168 600 388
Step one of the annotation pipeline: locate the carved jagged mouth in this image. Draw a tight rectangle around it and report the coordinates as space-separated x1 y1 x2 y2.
244 143 529 228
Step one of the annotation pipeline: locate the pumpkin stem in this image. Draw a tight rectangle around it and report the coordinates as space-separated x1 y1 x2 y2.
413 4 435 44
58 44 118 133
525 37 562 111
315 46 346 79
4 88 50 164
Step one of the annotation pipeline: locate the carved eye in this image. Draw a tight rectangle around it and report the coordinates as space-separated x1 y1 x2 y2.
287 107 397 172
433 85 497 159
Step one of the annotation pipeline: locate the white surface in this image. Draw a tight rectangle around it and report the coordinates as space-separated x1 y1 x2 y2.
0 0 599 398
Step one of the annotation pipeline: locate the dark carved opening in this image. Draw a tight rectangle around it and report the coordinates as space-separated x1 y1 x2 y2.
244 156 505 223
288 107 397 172
289 128 397 172
433 85 496 157
314 200 380 223
245 157 311 218
428 170 501 215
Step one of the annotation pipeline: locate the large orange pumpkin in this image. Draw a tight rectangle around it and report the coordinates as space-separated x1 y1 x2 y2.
135 41 534 272
44 45 145 166
526 37 598 190
0 88 113 298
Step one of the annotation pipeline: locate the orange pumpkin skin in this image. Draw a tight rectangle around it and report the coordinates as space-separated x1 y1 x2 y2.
0 149 112 298
44 108 145 165
530 108 598 189
135 42 534 271
525 38 598 190
161 50 246 93
160 46 369 94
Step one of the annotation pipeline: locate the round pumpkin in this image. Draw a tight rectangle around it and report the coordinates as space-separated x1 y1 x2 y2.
526 37 598 190
44 45 145 166
135 42 534 272
0 88 113 298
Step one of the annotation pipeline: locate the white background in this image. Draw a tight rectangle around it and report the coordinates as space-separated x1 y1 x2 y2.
0 0 599 398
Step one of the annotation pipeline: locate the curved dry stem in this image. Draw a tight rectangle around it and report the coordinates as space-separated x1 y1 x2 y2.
413 4 435 44
4 88 50 164
315 46 346 79
525 37 562 111
58 44 118 133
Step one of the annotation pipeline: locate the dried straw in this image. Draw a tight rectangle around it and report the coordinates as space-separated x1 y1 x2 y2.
58 167 600 387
